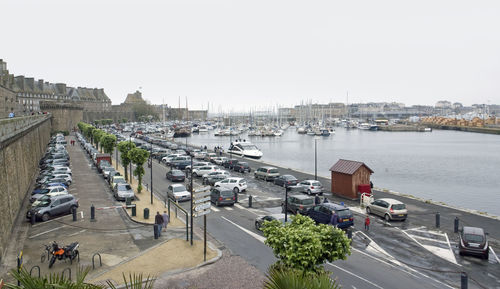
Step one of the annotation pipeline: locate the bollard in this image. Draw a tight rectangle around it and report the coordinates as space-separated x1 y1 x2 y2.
30 213 36 225
72 207 77 222
131 205 136 217
454 217 459 233
90 204 96 222
435 212 440 228
248 195 253 208
235 191 238 203
153 224 159 239
144 208 150 219
461 272 468 289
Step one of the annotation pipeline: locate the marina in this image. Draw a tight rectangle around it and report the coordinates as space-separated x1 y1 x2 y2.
184 125 500 216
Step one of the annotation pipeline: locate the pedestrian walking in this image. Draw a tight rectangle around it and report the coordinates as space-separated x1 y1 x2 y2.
154 211 164 237
162 211 170 231
364 215 370 231
314 195 321 205
330 212 338 228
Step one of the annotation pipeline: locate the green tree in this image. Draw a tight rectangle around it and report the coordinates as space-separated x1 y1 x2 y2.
101 133 117 154
117 141 136 181
128 147 149 194
92 129 105 151
5 267 103 289
262 214 351 274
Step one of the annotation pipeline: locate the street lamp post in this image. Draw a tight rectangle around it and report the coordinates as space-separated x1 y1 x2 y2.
284 186 290 222
150 141 153 205
129 135 132 184
190 155 193 246
314 137 318 180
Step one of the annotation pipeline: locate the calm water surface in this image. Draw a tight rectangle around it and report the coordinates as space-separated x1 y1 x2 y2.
185 128 500 216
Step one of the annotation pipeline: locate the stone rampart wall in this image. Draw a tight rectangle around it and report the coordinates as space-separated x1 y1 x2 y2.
40 102 83 132
0 116 51 261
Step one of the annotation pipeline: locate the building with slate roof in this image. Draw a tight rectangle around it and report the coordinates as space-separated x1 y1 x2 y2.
329 159 373 199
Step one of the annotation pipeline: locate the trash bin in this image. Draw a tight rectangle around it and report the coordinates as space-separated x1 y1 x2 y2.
144 208 149 219
131 205 136 217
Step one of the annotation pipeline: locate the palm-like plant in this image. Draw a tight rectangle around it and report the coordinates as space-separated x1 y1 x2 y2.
264 266 339 289
106 273 156 289
5 266 103 289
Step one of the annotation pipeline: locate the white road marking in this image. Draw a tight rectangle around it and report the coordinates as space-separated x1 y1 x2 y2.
354 231 402 266
405 228 444 237
327 262 384 289
398 228 459 266
211 207 220 212
410 234 449 245
490 247 500 264
405 226 426 232
80 211 84 219
68 229 86 237
29 225 66 239
220 216 266 243
234 204 245 210
225 207 234 211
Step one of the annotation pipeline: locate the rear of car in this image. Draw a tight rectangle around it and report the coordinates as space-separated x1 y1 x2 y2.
234 162 251 173
211 189 235 206
459 226 489 259
114 184 135 201
254 166 280 181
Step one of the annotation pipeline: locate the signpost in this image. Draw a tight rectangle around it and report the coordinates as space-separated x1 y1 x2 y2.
192 186 211 261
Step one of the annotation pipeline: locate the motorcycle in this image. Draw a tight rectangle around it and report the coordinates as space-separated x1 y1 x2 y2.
43 241 80 268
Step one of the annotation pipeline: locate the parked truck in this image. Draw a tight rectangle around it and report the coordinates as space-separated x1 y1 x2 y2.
95 154 112 173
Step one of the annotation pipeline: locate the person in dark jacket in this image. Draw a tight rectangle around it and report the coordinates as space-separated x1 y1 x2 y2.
330 212 338 227
314 195 321 205
155 211 164 237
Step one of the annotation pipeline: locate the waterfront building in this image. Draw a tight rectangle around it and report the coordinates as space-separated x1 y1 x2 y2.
330 159 373 200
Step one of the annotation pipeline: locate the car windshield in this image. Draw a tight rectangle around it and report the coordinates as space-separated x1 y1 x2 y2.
38 195 51 202
336 209 352 218
269 169 279 174
300 199 314 205
172 171 184 176
118 184 132 191
392 204 406 210
284 175 296 180
220 191 233 197
173 186 186 192
36 199 51 207
311 182 321 186
464 234 484 243
115 179 126 184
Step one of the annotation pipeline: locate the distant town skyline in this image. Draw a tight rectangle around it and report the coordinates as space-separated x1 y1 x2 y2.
2 0 499 112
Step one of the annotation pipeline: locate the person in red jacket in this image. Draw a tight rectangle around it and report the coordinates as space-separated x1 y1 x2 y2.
364 215 370 231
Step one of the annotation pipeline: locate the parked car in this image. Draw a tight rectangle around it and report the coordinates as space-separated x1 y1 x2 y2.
274 175 299 187
254 166 280 181
306 203 354 229
204 153 218 162
255 214 290 231
192 165 219 177
167 184 191 202
366 198 407 221
232 162 251 173
185 161 210 171
114 184 135 201
459 226 489 260
166 169 186 182
194 151 207 160
223 159 239 170
102 167 116 179
214 177 247 193
297 180 324 195
30 186 68 202
174 160 192 170
26 194 79 222
281 195 315 215
210 188 235 206
203 171 231 186
213 157 228 166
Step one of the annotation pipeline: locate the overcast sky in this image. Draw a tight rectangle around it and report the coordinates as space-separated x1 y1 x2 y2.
2 0 499 112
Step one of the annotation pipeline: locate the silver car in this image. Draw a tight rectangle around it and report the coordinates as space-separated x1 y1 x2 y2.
297 180 324 195
114 184 135 201
366 198 408 221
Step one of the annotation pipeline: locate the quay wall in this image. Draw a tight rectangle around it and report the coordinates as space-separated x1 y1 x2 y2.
0 115 52 262
425 123 500 135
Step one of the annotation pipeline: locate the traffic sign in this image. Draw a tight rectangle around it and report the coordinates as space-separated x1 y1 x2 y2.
194 202 211 212
193 190 211 199
193 196 210 204
194 209 211 217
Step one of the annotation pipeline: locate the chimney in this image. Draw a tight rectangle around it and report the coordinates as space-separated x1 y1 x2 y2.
38 79 44 91
26 77 35 91
55 83 67 94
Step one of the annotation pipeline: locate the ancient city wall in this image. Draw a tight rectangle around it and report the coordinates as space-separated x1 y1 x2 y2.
0 115 51 261
40 102 83 132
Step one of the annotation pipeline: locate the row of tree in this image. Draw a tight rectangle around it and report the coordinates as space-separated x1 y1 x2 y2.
77 122 149 194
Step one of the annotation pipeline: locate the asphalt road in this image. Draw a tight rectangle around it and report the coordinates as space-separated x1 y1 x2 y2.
120 139 500 289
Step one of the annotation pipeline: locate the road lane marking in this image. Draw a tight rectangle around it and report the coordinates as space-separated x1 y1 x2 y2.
234 204 245 210
354 231 403 266
68 229 86 237
225 207 234 211
490 247 500 263
211 207 220 212
220 216 266 243
410 234 449 245
326 262 384 289
80 211 84 219
29 226 66 239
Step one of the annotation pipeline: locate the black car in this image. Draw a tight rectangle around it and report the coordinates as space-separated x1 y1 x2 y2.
174 160 192 170
232 162 251 173
210 188 235 206
459 226 489 259
306 203 354 229
274 175 299 187
166 170 186 182
223 159 239 169
281 195 315 215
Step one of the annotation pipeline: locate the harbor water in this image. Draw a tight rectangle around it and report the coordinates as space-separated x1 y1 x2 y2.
185 127 500 217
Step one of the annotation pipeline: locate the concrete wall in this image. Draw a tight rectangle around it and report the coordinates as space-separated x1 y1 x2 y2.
40 102 83 132
0 115 51 261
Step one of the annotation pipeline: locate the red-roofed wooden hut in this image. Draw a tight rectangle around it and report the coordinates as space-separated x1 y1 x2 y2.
329 159 374 199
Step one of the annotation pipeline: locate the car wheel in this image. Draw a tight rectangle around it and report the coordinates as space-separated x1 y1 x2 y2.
233 187 239 194
265 176 268 182
255 222 260 230
366 207 371 214
41 213 50 222
193 172 198 177
384 214 391 222
484 252 489 260
216 200 220 207
307 190 312 195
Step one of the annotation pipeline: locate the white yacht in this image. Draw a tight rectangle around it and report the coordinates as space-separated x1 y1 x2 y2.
228 140 263 159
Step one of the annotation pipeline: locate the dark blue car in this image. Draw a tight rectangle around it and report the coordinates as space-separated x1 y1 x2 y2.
306 203 354 229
